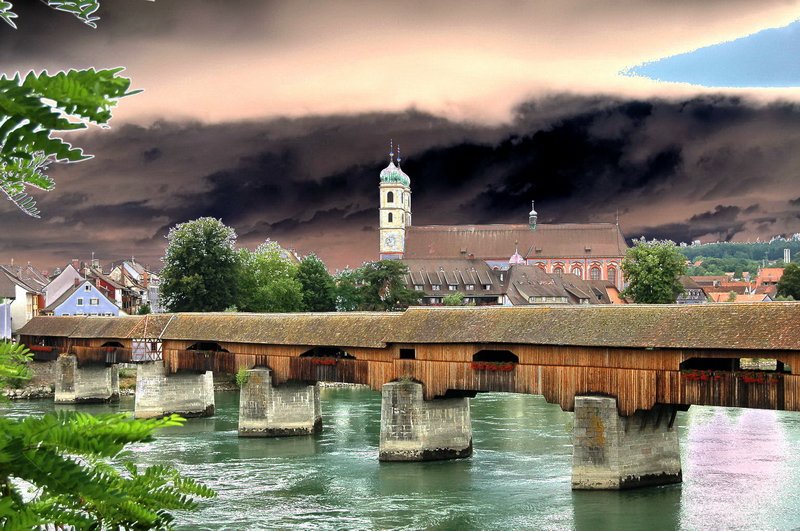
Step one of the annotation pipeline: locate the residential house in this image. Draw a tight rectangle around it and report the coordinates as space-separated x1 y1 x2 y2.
42 279 120 317
676 276 708 304
108 259 162 313
756 267 784 288
43 262 83 307
400 259 616 306
708 292 773 303
0 264 45 337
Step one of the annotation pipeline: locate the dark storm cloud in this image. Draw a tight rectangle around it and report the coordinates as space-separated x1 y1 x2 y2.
4 94 800 270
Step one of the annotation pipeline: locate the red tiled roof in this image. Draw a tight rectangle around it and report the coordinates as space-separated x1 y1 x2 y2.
403 223 627 260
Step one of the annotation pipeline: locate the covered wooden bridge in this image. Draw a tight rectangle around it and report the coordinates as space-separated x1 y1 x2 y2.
18 303 800 490
19 303 800 416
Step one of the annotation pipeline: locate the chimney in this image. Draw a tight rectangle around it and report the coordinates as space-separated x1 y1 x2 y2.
74 278 80 287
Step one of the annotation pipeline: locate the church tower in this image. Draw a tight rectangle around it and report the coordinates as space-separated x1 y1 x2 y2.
379 141 412 260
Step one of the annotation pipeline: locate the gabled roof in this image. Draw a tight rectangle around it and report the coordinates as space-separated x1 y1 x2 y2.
43 281 118 313
16 303 800 351
0 266 42 294
403 223 628 260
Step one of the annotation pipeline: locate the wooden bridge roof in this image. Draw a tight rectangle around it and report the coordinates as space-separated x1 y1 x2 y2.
17 302 800 352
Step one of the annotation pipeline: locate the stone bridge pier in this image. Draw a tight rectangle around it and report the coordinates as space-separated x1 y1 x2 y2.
134 362 215 419
54 354 119 404
238 368 322 437
571 396 682 490
379 381 473 461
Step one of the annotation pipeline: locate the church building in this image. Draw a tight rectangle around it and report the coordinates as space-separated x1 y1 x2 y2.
378 145 628 290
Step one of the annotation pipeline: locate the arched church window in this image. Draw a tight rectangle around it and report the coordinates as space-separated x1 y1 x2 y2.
553 266 563 274
387 191 394 203
608 267 617 285
571 266 582 278
590 267 601 280
388 212 393 223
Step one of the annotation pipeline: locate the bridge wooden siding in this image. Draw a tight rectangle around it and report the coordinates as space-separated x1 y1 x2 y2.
17 304 800 416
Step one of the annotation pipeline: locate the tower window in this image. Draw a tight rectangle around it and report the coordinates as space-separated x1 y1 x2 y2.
387 191 394 203
388 212 393 223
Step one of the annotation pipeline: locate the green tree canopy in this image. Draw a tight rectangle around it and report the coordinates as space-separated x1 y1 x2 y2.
237 241 303 313
334 268 363 312
0 342 214 528
621 239 687 304
777 263 800 300
443 292 465 306
160 217 239 312
357 260 420 311
297 254 336 312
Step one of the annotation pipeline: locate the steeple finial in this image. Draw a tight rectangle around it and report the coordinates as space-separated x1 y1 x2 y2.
389 139 394 164
615 209 620 226
529 201 538 231
397 144 402 167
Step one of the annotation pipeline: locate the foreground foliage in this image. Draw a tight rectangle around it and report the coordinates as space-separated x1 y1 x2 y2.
621 239 687 304
0 342 215 529
1 1 140 217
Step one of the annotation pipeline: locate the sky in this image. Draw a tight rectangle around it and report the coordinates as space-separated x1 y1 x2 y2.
1 0 799 272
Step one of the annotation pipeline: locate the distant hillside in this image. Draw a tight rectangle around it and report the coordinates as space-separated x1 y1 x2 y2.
677 238 800 276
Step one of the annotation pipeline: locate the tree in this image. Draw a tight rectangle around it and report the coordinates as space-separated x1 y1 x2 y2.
621 239 687 304
334 268 363 311
236 241 303 313
777 263 800 300
726 291 737 302
297 254 336 312
357 260 420 311
0 341 215 528
137 303 151 315
160 218 239 312
443 292 465 306
0 2 139 217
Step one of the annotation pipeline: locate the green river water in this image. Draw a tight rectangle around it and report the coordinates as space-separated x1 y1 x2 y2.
5 389 800 530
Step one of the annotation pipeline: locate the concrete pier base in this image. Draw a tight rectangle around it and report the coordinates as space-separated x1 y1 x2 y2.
134 361 215 419
571 396 682 490
54 355 119 404
238 368 322 437
379 381 472 462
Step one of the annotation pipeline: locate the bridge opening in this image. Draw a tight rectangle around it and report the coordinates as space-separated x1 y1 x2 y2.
300 347 355 359
399 348 416 360
101 341 124 348
679 357 787 373
187 342 229 353
473 350 519 363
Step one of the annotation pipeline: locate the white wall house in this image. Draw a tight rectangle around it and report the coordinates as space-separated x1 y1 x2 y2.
44 264 83 307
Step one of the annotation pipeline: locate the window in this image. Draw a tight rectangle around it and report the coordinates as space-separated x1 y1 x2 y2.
399 348 416 360
84 284 91 291
388 212 393 223
414 285 423 291
76 298 84 306
387 191 394 203
448 285 457 291
553 267 564 274
62 313 69 316
431 284 441 291
608 267 617 285
465 284 475 290
590 267 601 280
571 267 582 277
483 284 491 290
89 298 99 306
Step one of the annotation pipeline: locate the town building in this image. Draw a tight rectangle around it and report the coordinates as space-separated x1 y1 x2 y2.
676 276 708 304
377 145 628 290
0 263 46 338
41 279 120 317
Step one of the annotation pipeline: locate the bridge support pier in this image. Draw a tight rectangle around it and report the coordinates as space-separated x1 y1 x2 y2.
571 396 682 490
379 381 472 461
54 354 119 404
238 368 322 437
134 362 215 419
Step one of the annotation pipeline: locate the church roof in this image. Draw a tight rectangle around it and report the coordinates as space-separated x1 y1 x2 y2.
379 162 410 187
403 223 628 260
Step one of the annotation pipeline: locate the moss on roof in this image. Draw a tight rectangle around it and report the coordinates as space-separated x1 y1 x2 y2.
16 303 800 351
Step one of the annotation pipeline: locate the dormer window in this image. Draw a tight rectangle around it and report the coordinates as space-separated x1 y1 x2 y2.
483 284 491 290
414 285 423 291
431 284 441 291
448 285 457 291
465 284 475 290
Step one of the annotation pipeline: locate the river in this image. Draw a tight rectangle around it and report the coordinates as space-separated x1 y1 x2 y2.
5 389 800 530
